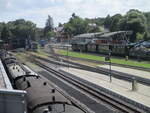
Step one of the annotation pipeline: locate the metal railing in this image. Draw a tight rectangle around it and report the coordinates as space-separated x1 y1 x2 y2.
0 89 27 113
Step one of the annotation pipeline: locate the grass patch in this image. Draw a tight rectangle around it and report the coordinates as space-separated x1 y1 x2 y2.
57 49 150 68
27 48 50 58
14 52 28 62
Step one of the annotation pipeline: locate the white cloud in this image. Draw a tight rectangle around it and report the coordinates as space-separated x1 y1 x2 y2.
0 0 150 27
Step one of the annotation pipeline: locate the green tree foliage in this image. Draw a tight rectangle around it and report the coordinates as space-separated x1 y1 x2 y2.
110 14 122 31
1 24 12 42
46 31 56 38
86 17 105 26
64 13 89 36
87 24 101 33
0 19 37 47
144 12 150 33
136 32 144 41
104 15 112 29
63 11 149 42
0 22 5 38
9 19 36 40
143 31 150 40
58 23 63 27
119 9 147 42
44 15 54 37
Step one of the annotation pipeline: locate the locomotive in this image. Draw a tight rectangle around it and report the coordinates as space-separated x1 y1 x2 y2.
0 51 85 113
71 31 150 60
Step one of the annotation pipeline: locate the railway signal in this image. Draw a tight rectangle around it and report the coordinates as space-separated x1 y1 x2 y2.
105 50 112 82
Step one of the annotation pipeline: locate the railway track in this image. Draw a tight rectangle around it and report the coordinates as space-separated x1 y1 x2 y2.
33 58 147 113
61 58 150 86
44 47 150 72
31 54 150 86
53 53 150 72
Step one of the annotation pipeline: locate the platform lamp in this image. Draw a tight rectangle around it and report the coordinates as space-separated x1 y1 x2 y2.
105 50 112 83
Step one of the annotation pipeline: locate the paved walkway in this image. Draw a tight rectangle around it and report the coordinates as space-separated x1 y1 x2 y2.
61 67 150 108
98 65 150 79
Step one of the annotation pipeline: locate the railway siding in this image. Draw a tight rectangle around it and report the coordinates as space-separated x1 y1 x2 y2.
37 71 115 113
14 51 150 112
30 53 150 86
33 58 149 113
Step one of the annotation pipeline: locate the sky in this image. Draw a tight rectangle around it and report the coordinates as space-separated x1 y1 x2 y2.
0 0 150 28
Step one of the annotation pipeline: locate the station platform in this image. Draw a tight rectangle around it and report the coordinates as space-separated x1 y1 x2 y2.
97 65 150 79
60 67 150 108
0 59 12 89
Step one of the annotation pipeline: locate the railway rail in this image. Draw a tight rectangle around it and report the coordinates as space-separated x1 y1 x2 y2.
55 53 150 72
44 46 150 72
1 51 87 113
33 58 147 113
61 58 150 86
31 54 150 86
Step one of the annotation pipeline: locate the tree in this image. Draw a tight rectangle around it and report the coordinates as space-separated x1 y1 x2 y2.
143 31 150 40
58 23 63 27
136 32 144 41
1 25 12 43
8 19 36 40
85 17 105 26
0 22 5 38
87 23 101 33
44 15 54 37
110 14 122 31
104 15 112 29
144 12 150 33
64 13 89 36
46 31 56 38
119 9 147 42
0 19 37 48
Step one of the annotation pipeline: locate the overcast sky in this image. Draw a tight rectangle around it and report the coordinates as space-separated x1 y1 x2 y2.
0 0 150 27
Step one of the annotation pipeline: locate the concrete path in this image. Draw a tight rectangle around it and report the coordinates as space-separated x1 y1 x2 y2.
98 65 150 79
61 67 150 108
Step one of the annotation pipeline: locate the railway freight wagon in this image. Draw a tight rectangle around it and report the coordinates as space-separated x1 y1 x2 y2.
1 51 85 113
